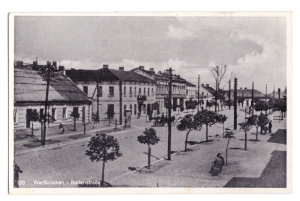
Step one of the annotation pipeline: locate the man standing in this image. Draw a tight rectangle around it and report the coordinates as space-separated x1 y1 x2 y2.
269 121 272 133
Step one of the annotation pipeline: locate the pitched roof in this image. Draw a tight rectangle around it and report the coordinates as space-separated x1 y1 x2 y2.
268 90 287 98
14 69 90 103
201 85 224 99
109 69 155 83
66 68 155 83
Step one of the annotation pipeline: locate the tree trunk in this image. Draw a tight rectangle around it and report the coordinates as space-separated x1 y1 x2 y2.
206 124 208 141
101 160 105 186
226 139 230 166
256 126 258 141
244 131 247 150
41 123 43 142
148 145 151 169
185 130 191 152
83 123 86 135
223 122 224 137
74 117 76 131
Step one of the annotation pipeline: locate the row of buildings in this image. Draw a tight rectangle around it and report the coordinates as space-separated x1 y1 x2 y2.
13 61 285 130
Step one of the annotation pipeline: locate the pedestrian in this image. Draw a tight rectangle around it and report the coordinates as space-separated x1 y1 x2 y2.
269 120 272 133
209 153 224 176
59 123 65 134
14 161 23 188
217 153 225 171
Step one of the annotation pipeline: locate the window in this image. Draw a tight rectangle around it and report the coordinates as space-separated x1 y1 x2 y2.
139 88 141 95
152 88 154 96
130 87 132 97
109 86 114 96
97 86 102 97
134 104 137 115
63 107 67 119
51 108 56 120
124 86 126 97
186 89 188 94
144 88 146 95
202 92 204 95
148 88 150 96
134 87 137 97
83 86 88 95
13 109 18 124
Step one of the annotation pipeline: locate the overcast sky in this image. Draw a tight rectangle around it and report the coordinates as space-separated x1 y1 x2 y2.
14 16 287 92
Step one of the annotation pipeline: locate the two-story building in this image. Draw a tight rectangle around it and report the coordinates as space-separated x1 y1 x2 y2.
66 65 156 124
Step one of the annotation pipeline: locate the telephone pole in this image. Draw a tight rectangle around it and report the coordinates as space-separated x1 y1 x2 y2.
228 79 231 110
119 80 122 125
42 61 51 146
234 77 238 130
166 68 173 160
197 75 200 112
251 82 254 115
96 82 99 123
215 80 218 112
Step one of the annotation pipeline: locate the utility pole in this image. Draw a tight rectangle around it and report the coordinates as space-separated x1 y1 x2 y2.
242 90 244 108
96 82 99 123
42 61 51 146
265 84 267 102
215 80 218 112
166 68 173 160
229 79 231 110
197 75 200 112
234 77 238 130
119 80 122 125
278 88 281 99
251 82 254 115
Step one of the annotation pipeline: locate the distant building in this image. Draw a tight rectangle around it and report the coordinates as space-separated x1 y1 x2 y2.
132 67 191 112
66 65 156 124
224 87 271 107
14 68 91 130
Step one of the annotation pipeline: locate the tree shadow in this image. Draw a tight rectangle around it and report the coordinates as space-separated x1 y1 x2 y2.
224 150 286 187
142 152 160 160
198 140 214 144
249 139 260 142
267 129 286 145
128 167 137 171
229 147 244 150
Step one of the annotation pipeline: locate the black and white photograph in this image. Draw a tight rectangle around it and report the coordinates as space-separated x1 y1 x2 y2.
9 12 292 194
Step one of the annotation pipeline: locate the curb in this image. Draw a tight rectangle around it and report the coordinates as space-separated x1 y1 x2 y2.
14 126 144 156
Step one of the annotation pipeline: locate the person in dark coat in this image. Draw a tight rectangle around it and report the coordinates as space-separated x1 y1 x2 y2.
269 121 272 133
209 153 225 176
59 123 65 134
14 161 23 188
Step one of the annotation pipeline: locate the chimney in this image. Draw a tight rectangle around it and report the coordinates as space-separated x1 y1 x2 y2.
240 87 243 89
201 84 204 86
119 67 124 71
103 64 109 69
244 87 247 89
150 68 154 72
53 61 57 68
59 66 65 71
206 84 209 87
139 66 144 70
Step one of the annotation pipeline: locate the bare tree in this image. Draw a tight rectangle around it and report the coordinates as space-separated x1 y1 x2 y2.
211 65 227 112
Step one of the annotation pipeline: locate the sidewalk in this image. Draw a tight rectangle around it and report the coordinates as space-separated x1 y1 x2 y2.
14 122 144 156
109 111 286 187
